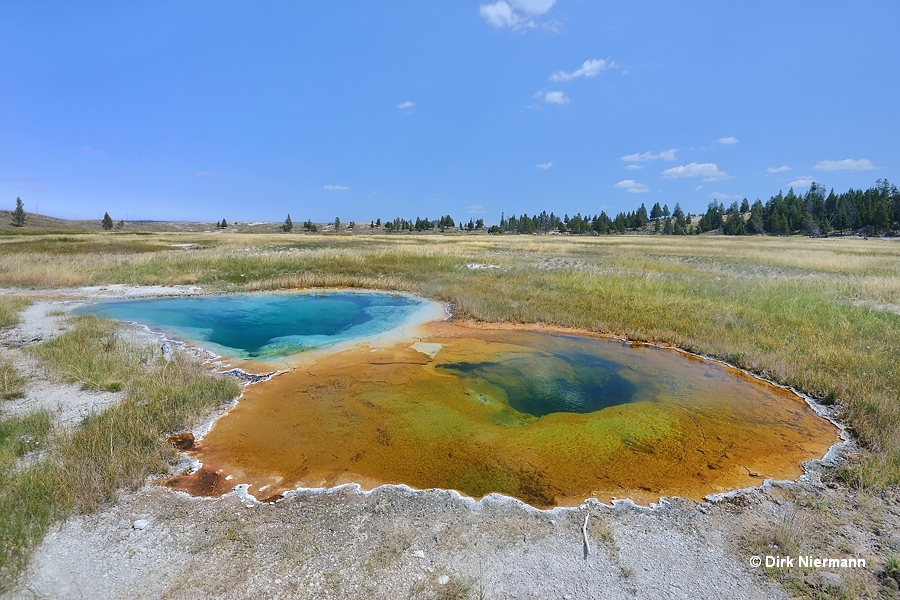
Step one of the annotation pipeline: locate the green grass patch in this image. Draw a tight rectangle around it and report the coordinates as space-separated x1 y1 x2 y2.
0 410 54 475
0 296 30 328
0 360 26 400
0 315 241 591
0 235 172 255
30 315 139 392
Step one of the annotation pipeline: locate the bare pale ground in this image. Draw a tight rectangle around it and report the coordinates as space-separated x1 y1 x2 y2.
3 287 898 599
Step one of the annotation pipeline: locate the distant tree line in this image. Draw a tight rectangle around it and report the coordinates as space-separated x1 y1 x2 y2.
381 215 480 232
695 179 900 236
487 179 899 237
210 178 900 238
488 203 692 235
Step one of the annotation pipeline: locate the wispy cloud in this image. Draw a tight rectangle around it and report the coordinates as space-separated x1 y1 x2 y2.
534 90 569 105
621 149 677 162
813 158 877 171
468 204 487 214
716 136 739 145
535 162 553 170
625 164 644 171
193 171 215 178
711 191 743 200
787 177 816 189
550 58 616 81
512 0 556 13
614 179 649 193
396 101 415 110
661 162 730 182
479 0 556 30
766 165 791 174
324 184 349 191
1 175 44 183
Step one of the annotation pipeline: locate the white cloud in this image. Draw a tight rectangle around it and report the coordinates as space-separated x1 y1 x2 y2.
787 178 816 189
693 185 704 191
324 184 349 191
535 162 553 169
621 149 677 162
625 164 644 171
479 0 555 29
614 179 649 193
766 165 791 174
661 162 730 181
716 137 739 145
813 158 877 171
468 204 487 214
396 101 415 109
534 90 569 105
711 192 744 200
480 1 519 28
550 58 616 81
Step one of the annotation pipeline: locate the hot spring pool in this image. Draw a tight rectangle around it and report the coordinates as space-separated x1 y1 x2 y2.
78 291 840 507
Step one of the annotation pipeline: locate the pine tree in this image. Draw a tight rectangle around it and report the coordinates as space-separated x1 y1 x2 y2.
101 212 114 231
12 197 25 227
835 203 851 233
282 214 293 232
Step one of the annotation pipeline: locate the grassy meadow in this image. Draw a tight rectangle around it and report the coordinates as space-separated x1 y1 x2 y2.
0 229 899 590
0 307 240 589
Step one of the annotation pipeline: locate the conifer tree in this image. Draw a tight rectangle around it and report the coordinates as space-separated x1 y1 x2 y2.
12 197 25 227
282 214 293 232
101 212 114 231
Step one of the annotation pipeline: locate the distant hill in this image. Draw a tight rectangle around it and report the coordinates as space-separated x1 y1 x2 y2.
0 210 292 234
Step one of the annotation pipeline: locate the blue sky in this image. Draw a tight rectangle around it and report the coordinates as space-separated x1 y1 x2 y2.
2 2 897 223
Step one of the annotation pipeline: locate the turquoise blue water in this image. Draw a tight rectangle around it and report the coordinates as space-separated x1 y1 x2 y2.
75 292 433 360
